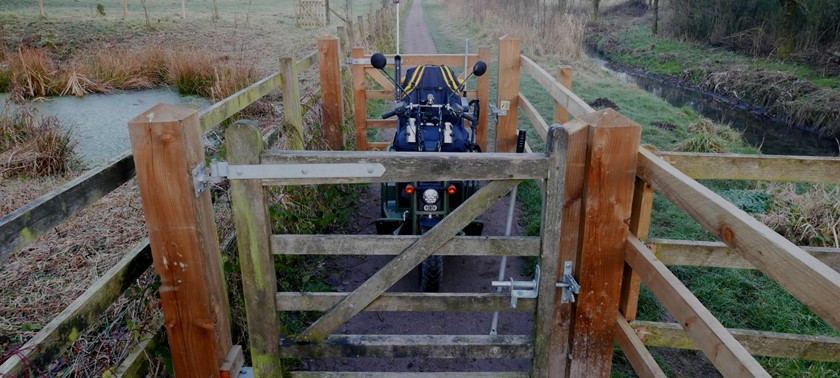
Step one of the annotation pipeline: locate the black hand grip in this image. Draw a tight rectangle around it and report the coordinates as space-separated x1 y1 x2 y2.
381 110 398 119
515 129 527 153
461 113 477 123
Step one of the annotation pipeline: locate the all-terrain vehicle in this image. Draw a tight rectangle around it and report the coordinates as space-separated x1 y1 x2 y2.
370 52 487 292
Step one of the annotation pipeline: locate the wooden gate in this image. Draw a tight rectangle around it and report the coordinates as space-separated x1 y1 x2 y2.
224 120 569 376
349 48 491 151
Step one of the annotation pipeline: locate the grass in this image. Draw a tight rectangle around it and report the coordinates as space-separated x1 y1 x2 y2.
425 1 840 376
0 101 78 177
590 26 840 137
1 45 259 102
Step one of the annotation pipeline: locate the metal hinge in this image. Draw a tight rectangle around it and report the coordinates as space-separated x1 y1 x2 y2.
192 160 386 197
492 265 540 309
556 261 580 303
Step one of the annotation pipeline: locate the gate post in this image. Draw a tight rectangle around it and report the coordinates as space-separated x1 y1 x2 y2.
128 104 233 377
566 109 642 377
318 35 345 150
227 121 284 377
495 36 521 152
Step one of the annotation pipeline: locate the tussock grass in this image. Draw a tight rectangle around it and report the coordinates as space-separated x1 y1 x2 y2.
0 102 78 177
7 48 59 98
675 118 743 153
0 46 258 101
761 184 840 248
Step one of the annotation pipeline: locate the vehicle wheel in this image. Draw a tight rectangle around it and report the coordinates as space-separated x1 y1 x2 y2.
420 256 443 292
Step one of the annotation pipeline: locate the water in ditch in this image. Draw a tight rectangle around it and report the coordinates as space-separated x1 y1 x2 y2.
589 56 839 157
0 89 210 168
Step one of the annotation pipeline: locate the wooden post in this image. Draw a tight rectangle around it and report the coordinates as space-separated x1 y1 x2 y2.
280 57 305 150
347 20 356 47
351 47 368 150
128 104 232 377
567 109 642 377
357 16 366 48
532 126 569 377
495 36 521 152
318 36 345 150
227 121 284 377
554 66 573 124
547 120 590 378
477 46 491 151
619 178 654 320
337 26 348 56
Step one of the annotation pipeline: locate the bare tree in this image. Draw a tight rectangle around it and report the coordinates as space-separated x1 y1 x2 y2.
212 0 220 21
139 0 153 29
593 0 600 23
123 0 129 19
180 0 186 19
37 0 46 17
652 0 659 34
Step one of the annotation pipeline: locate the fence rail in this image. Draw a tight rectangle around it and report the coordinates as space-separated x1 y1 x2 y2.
0 46 330 378
503 40 840 377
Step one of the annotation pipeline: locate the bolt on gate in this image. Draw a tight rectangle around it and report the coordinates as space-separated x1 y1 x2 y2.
128 97 642 377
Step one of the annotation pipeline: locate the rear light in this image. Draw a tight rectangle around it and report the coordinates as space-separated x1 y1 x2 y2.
404 185 415 195
447 185 457 195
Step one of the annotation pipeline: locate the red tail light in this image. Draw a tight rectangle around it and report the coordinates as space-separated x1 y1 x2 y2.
447 185 457 195
404 185 415 195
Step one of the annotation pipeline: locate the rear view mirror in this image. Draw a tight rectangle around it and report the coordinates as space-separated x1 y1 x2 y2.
371 53 387 70
472 61 487 77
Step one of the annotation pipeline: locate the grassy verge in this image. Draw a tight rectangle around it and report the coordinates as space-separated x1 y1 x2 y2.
425 1 839 376
589 25 840 138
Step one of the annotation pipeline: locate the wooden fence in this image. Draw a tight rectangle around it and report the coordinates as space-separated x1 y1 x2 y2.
6 27 840 377
497 36 840 377
0 5 395 374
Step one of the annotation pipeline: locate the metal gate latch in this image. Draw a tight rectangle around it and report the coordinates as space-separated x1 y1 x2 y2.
556 261 580 303
492 265 540 309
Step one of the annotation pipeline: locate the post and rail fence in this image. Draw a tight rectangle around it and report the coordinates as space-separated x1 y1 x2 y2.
0 5 394 375
3 28 840 377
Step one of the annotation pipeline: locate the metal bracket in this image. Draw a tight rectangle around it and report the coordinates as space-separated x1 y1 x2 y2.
192 161 225 197
489 103 508 117
492 265 540 309
192 160 387 197
555 261 580 303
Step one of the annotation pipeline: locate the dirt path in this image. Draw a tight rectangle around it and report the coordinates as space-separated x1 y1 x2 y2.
302 0 531 373
401 0 436 54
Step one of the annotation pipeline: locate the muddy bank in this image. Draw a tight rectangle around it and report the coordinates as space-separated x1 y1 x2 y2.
587 29 840 139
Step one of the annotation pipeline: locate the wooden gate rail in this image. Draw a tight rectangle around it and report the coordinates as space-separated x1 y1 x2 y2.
259 150 548 185
278 334 533 359
630 320 840 362
274 292 536 312
637 147 840 331
657 152 840 184
290 373 528 378
271 235 540 256
626 236 770 377
647 238 840 270
350 48 491 152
